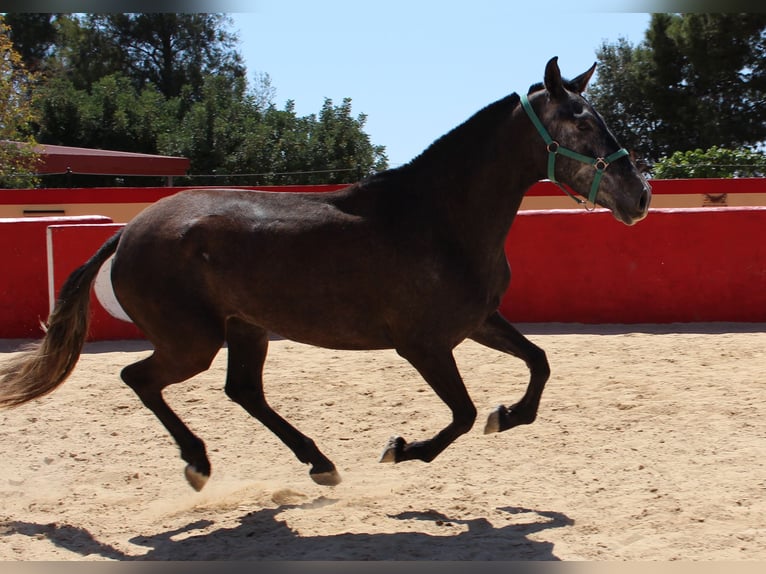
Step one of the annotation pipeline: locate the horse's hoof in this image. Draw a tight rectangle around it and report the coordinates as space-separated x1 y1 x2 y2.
184 464 209 491
310 468 342 486
379 436 404 463
484 405 504 434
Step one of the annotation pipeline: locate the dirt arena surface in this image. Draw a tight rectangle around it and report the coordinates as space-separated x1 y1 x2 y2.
0 323 764 561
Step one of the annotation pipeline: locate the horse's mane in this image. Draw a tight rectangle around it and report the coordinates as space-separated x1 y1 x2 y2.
361 77 586 188
360 92 522 189
404 92 522 171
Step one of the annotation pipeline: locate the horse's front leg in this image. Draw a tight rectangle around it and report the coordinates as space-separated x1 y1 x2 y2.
380 344 476 464
469 311 551 433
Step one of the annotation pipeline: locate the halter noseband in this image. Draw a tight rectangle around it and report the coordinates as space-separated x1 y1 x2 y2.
520 93 629 208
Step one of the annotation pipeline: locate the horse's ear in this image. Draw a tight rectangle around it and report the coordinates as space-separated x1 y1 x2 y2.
544 57 567 100
570 62 597 93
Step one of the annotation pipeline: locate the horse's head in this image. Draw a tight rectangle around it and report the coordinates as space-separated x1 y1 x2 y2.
523 57 651 225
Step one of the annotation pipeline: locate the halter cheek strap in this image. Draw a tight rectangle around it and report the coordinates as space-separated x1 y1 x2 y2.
520 93 629 207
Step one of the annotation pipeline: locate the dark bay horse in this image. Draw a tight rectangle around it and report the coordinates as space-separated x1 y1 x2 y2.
0 58 650 490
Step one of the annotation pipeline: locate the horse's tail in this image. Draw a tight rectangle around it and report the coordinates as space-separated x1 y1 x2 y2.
0 229 124 408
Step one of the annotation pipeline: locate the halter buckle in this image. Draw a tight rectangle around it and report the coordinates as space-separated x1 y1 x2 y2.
547 141 559 154
594 158 608 171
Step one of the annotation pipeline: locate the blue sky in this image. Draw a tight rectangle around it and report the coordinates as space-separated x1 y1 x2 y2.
230 2 651 168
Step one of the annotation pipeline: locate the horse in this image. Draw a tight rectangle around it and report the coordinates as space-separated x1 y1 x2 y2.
0 58 651 490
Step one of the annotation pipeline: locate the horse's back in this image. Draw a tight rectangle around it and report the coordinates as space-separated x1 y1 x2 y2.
110 187 406 348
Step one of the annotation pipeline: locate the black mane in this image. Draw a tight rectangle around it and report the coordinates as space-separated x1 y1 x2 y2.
397 92 522 174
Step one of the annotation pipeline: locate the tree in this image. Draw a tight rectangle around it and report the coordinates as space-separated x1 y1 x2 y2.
161 84 388 185
586 38 657 159
15 12 388 186
72 14 245 101
3 13 246 101
0 17 40 188
588 14 766 164
158 73 258 183
303 98 388 184
34 73 173 152
2 13 58 74
652 146 766 179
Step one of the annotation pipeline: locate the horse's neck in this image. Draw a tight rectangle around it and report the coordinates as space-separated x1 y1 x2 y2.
402 100 539 256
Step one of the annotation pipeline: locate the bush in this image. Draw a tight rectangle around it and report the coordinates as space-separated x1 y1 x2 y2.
652 146 766 179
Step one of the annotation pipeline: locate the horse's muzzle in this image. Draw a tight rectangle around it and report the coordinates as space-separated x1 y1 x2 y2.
616 184 651 226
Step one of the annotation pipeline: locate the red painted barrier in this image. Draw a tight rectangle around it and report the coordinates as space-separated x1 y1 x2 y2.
2 179 766 221
47 224 142 341
500 207 766 323
3 202 766 340
0 215 113 338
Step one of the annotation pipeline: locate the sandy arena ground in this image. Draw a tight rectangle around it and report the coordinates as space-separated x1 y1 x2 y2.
0 323 764 561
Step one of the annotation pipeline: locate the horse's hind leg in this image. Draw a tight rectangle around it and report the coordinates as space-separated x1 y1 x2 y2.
223 317 341 486
120 336 222 491
469 311 550 434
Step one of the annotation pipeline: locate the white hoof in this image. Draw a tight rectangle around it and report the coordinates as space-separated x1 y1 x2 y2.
310 469 342 486
379 436 402 463
184 464 209 491
484 406 502 434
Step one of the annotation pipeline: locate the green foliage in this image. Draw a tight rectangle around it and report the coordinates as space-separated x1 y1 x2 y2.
80 14 246 100
160 80 388 185
33 74 174 153
652 146 766 179
301 98 388 184
587 38 657 157
4 12 387 187
589 14 766 164
2 13 58 74
0 16 41 188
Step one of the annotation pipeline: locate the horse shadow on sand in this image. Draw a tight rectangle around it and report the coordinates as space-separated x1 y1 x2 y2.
3 501 573 561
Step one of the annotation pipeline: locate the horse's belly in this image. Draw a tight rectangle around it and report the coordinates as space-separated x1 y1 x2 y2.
225 276 397 350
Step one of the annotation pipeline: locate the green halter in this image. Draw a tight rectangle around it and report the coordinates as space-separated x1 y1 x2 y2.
520 93 629 207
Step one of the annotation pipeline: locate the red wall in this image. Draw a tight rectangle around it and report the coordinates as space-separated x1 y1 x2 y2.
0 216 113 338
47 224 143 341
3 185 766 340
500 207 766 323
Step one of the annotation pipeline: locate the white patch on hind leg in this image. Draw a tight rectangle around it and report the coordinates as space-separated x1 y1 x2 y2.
94 255 133 323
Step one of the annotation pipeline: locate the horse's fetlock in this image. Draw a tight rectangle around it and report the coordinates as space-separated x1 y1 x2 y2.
513 406 537 426
454 407 477 435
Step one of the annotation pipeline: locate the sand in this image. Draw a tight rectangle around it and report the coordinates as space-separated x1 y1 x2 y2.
0 323 764 561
